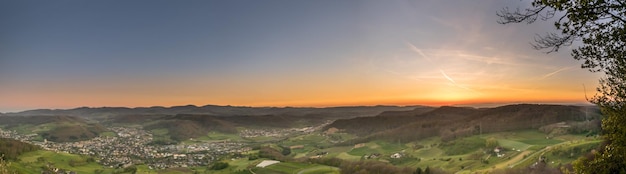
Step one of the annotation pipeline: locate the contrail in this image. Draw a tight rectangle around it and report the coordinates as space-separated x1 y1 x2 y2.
406 42 433 63
540 66 573 80
440 69 481 93
439 69 456 84
408 42 480 93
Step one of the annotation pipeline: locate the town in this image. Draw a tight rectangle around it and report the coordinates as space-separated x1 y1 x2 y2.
0 127 248 170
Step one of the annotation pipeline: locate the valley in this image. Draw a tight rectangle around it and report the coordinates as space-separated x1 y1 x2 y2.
0 104 603 174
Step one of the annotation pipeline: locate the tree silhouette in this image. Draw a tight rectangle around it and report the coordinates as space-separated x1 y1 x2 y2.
498 1 625 173
414 167 423 174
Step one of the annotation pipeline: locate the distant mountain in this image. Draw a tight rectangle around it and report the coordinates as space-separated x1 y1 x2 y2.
5 104 599 144
6 105 423 120
326 104 602 143
2 105 423 143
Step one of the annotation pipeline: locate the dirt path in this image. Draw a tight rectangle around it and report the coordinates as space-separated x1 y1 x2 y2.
473 139 602 173
471 150 531 173
494 150 531 169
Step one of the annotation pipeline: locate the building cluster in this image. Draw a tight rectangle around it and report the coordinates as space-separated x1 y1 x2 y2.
0 128 37 142
0 127 249 170
239 128 293 138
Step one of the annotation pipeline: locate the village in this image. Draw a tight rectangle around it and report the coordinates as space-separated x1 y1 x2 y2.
0 127 249 170
0 119 338 172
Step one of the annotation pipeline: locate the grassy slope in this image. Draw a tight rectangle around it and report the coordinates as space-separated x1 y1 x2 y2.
150 129 598 173
12 150 219 174
254 162 340 174
311 130 597 173
206 158 338 174
12 150 114 174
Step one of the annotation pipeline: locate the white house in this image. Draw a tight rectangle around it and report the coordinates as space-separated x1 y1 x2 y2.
390 153 403 159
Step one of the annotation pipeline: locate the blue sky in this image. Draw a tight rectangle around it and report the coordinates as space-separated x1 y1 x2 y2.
0 0 601 112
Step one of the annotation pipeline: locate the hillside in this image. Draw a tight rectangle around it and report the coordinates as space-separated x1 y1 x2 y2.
0 138 40 160
139 114 332 142
143 114 238 142
327 104 601 143
0 116 107 142
3 105 422 143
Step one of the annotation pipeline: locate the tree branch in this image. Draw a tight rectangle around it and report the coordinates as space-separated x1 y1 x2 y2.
606 11 626 23
496 6 548 24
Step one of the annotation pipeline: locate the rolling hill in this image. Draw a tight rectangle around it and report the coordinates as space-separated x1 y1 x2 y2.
7 105 422 120
0 116 107 142
4 105 423 143
326 104 601 143
0 138 40 160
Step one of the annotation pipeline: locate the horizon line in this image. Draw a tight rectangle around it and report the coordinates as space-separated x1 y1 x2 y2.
1 101 595 114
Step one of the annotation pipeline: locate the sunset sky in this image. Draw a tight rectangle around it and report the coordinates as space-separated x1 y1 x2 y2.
0 0 602 112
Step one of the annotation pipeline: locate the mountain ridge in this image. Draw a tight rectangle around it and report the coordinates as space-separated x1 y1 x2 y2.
326 104 602 144
5 104 423 119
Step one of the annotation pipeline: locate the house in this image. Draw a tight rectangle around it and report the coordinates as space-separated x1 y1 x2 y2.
494 147 503 153
390 153 403 159
365 153 382 159
354 143 365 148
494 147 505 157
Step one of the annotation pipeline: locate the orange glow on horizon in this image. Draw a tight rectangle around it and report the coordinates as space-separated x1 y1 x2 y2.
0 88 593 112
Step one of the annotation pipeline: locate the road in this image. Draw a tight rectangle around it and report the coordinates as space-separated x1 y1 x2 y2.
470 138 602 173
494 150 531 169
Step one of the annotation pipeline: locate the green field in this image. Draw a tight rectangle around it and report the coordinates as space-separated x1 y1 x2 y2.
246 136 283 142
252 162 339 174
346 146 374 156
543 140 601 167
511 139 602 169
298 165 341 174
496 139 531 151
282 134 327 146
11 150 115 174
334 152 361 160
257 130 597 173
439 136 485 155
204 158 339 174
346 141 406 157
183 158 258 174
183 131 246 144
11 150 216 174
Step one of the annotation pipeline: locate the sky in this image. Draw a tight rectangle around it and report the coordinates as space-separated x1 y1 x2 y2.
0 0 602 112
